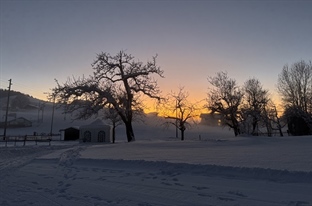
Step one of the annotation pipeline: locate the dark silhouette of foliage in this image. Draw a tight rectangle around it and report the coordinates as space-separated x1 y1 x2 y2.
283 106 312 136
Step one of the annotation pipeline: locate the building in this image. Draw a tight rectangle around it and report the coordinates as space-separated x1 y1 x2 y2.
79 120 112 143
0 117 32 128
60 127 80 141
200 113 222 126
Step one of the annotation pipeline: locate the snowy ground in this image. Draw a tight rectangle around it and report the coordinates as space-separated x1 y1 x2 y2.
1 135 312 206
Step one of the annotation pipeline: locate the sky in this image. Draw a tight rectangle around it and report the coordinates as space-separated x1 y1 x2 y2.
1 0 312 111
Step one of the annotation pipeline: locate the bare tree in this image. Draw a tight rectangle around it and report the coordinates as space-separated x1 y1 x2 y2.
160 87 199 141
277 60 312 113
53 51 164 142
206 72 244 136
101 104 122 143
277 60 312 135
262 100 286 137
242 78 270 135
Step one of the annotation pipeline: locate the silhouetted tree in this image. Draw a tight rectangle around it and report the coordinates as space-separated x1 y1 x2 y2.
277 60 312 113
262 100 286 137
206 72 244 136
160 87 199 141
241 78 270 135
53 51 164 142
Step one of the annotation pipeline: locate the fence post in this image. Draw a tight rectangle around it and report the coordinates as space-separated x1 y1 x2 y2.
23 135 26 146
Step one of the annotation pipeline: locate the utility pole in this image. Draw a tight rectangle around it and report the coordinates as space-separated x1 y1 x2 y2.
3 79 12 140
176 100 178 138
50 94 55 137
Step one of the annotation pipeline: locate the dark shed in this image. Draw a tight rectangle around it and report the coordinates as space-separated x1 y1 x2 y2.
60 127 80 141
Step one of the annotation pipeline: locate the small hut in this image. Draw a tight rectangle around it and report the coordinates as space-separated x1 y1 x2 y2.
60 127 80 141
79 119 112 143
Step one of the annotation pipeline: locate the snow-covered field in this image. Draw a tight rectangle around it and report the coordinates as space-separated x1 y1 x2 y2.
1 134 312 206
1 102 312 205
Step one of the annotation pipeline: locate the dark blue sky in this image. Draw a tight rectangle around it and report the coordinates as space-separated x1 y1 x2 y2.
1 0 311 105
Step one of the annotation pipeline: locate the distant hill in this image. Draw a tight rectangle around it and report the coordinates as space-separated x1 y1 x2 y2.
0 89 31 99
0 89 47 111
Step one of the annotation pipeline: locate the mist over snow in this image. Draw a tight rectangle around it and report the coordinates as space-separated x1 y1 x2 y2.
1 95 312 205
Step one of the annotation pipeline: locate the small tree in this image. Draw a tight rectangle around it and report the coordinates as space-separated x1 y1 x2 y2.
206 72 244 136
102 104 122 143
262 101 285 137
53 51 164 142
160 87 199 141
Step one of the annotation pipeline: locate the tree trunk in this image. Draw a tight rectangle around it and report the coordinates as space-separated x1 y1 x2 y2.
264 118 272 137
112 124 116 143
233 127 239 136
279 128 283 137
180 129 185 141
252 119 258 136
125 121 135 142
231 116 240 136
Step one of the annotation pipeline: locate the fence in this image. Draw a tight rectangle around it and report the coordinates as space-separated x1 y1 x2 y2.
0 135 58 147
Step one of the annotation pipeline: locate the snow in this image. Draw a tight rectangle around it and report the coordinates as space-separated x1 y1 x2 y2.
1 134 312 205
1 102 312 205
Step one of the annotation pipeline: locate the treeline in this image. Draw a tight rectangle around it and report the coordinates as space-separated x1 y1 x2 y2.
47 51 312 141
206 60 312 137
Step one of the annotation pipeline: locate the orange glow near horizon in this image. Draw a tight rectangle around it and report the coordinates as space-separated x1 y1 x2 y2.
16 86 285 118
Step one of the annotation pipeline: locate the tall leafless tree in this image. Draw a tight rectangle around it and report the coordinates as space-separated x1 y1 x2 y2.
53 51 164 142
242 78 270 135
277 60 312 113
277 60 312 135
206 71 244 136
